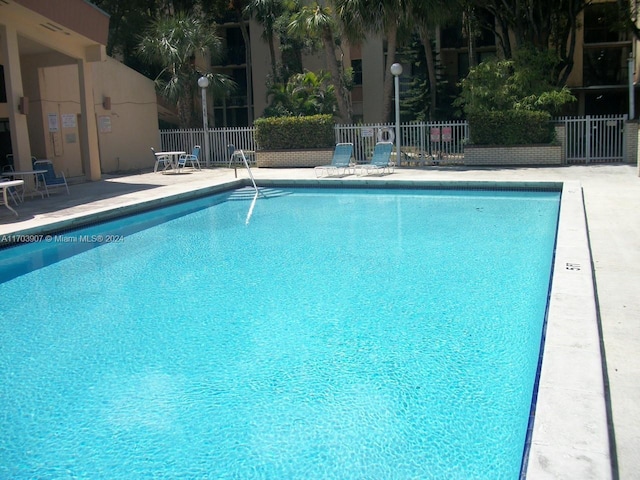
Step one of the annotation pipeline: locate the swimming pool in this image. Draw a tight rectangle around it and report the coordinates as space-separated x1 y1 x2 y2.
0 186 560 479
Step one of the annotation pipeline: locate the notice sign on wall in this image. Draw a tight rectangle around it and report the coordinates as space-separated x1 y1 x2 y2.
62 114 77 129
48 113 59 132
98 115 112 133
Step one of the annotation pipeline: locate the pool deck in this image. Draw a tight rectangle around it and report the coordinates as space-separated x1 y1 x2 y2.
1 164 638 479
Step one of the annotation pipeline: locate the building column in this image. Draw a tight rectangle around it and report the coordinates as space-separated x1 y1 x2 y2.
77 58 101 181
0 24 33 171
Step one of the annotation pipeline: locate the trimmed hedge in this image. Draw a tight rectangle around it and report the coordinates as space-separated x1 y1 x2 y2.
468 110 554 145
254 114 335 150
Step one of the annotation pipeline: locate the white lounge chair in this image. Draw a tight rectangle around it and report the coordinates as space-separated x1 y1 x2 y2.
355 142 394 176
314 143 354 177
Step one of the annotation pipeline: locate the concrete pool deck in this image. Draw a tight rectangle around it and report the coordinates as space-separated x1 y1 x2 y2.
0 164 638 479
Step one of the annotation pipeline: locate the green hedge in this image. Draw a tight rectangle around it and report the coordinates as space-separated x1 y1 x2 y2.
468 110 554 145
254 114 335 150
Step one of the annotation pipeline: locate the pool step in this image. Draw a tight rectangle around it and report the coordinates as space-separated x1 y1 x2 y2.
226 187 290 201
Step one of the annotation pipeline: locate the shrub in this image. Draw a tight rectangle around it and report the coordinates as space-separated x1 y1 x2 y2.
254 114 335 150
468 110 554 145
455 49 575 145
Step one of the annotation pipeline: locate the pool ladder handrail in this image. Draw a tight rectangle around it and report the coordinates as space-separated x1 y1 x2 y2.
228 145 262 225
228 145 259 195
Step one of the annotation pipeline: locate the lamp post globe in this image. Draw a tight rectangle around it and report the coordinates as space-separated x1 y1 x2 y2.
390 63 403 77
198 76 210 166
390 63 403 165
198 76 209 89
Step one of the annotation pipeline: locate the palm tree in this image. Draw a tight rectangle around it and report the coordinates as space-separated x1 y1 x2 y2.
244 0 286 78
409 0 457 119
288 3 352 122
138 11 233 128
334 0 410 122
264 70 337 116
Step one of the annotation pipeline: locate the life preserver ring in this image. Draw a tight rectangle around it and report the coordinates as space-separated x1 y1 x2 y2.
377 127 395 144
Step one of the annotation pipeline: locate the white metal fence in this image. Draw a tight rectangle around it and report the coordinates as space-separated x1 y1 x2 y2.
556 114 627 164
160 127 257 166
159 116 629 167
335 121 469 165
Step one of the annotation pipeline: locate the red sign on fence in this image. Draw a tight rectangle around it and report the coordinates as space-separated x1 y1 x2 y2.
442 127 452 142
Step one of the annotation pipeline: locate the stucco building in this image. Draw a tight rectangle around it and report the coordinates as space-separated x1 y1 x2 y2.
211 0 638 126
0 0 161 180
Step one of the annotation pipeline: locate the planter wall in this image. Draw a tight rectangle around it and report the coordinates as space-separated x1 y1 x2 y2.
464 143 562 166
256 148 334 168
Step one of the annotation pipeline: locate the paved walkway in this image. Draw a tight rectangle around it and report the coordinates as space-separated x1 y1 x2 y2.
1 164 638 479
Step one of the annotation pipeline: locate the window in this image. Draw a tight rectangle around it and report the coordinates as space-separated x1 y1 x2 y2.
0 66 6 103
582 2 631 86
216 27 247 66
584 3 628 43
352 59 362 86
583 45 631 86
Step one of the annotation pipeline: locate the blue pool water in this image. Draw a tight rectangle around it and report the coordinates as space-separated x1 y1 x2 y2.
0 187 560 479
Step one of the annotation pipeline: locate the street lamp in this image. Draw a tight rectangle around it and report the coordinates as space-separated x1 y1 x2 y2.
629 54 635 120
198 75 210 167
390 63 403 165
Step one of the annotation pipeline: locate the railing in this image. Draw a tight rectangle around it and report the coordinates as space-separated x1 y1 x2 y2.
160 127 256 166
555 114 627 164
160 115 630 167
335 121 469 165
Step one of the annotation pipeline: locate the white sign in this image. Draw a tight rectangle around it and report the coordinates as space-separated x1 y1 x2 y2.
98 115 112 133
62 114 77 128
48 113 59 132
361 127 374 138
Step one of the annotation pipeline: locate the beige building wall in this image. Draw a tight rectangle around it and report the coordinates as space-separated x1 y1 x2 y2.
249 18 274 120
1 0 160 180
91 57 160 173
17 56 159 177
360 37 385 123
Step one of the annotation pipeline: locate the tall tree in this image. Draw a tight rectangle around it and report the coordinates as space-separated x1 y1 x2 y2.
469 0 588 85
244 0 286 78
617 0 640 40
408 0 457 119
138 11 233 128
288 3 352 122
334 0 410 122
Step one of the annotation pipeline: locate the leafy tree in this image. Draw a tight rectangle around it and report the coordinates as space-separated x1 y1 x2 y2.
407 0 457 119
467 0 588 85
617 0 640 40
288 3 352 122
455 49 576 117
264 70 337 116
137 11 235 128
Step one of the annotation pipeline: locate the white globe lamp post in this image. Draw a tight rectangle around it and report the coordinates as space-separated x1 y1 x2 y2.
198 76 210 167
390 63 403 165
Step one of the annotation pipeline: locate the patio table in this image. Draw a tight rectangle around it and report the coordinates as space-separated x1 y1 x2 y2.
0 179 24 216
154 151 185 173
2 170 47 201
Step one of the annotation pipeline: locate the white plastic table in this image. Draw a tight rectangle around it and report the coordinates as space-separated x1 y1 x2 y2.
0 180 24 216
2 170 47 201
154 151 185 172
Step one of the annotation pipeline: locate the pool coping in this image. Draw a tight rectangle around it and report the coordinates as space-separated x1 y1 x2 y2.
0 178 611 478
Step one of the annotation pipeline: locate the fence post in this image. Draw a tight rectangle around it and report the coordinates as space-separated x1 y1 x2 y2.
585 115 591 164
